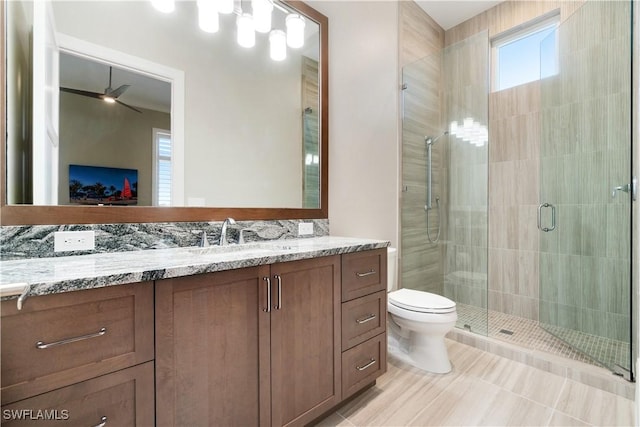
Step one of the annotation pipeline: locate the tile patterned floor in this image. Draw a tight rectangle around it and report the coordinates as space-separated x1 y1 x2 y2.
314 339 635 427
456 303 631 372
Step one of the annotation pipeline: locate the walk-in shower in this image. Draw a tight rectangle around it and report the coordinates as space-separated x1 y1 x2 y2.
400 0 634 380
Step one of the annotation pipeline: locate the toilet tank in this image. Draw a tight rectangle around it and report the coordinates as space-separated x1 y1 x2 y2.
387 247 397 292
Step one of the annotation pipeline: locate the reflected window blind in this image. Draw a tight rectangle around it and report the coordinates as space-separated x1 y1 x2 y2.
155 130 172 206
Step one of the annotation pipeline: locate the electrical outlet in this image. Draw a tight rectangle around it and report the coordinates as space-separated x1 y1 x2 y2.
298 222 314 236
54 231 96 252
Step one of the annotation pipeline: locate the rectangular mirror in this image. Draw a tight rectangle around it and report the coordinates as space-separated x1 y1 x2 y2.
1 0 328 224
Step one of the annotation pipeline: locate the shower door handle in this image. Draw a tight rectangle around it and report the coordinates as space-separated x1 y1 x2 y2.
537 203 556 232
612 177 637 201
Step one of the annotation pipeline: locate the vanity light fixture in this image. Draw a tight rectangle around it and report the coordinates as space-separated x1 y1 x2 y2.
237 13 256 48
217 0 235 14
252 0 273 33
285 13 305 48
149 0 306 58
198 0 220 33
151 0 175 13
269 29 286 61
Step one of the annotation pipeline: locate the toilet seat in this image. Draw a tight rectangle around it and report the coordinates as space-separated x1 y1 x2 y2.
388 288 456 314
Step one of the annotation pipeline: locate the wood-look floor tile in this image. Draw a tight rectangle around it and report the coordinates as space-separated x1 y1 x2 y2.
554 379 634 426
406 375 504 426
463 350 566 407
548 410 593 426
338 357 457 427
313 412 354 427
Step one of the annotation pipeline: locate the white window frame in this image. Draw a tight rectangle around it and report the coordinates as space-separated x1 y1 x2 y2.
491 10 560 92
152 128 172 207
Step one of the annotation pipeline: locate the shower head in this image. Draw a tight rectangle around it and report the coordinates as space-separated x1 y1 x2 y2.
425 131 449 146
304 107 313 114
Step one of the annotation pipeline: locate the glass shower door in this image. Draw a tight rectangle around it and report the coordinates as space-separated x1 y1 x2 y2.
538 0 633 378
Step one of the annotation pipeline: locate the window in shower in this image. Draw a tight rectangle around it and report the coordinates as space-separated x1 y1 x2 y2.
492 12 559 91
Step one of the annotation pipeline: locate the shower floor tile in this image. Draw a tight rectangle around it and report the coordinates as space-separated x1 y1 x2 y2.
456 303 631 373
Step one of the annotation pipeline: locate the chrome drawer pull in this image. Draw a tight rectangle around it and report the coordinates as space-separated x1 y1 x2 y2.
356 358 376 371
36 327 107 349
356 270 376 278
356 313 377 324
94 416 107 427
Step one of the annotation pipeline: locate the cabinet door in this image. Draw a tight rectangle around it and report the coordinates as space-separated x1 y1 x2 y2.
1 362 154 427
155 266 271 427
270 255 341 427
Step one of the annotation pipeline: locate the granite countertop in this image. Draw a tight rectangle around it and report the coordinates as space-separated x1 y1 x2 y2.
0 236 389 302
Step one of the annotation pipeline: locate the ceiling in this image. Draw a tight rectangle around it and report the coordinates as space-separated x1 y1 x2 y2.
60 52 172 113
415 1 503 30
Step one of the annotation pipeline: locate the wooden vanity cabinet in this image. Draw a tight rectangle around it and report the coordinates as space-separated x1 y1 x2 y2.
0 283 154 405
155 255 342 427
340 249 388 399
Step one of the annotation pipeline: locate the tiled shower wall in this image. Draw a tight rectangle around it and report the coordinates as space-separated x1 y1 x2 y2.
488 82 541 321
441 31 489 318
443 1 588 322
399 1 445 293
538 1 631 342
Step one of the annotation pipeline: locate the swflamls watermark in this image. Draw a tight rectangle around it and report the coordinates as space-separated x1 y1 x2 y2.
2 409 70 421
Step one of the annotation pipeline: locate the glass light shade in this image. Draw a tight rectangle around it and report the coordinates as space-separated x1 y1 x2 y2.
197 1 219 33
252 0 273 33
269 30 286 61
237 13 255 48
150 0 175 13
217 0 234 14
285 14 305 48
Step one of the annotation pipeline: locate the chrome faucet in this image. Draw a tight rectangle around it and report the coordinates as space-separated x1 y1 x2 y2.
219 218 236 246
199 231 210 247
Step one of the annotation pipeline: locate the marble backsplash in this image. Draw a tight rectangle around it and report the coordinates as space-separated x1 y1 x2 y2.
0 219 329 260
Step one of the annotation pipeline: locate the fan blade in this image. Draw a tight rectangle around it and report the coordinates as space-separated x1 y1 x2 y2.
60 87 103 99
108 84 130 98
115 99 142 114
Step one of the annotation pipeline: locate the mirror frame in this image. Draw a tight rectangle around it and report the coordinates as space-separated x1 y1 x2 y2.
0 0 328 225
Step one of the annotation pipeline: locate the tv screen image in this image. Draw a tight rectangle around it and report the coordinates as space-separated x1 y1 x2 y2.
69 164 138 205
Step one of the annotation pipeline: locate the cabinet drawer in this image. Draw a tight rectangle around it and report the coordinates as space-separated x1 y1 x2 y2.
341 249 387 302
1 283 154 404
342 291 386 350
342 333 387 399
1 362 154 426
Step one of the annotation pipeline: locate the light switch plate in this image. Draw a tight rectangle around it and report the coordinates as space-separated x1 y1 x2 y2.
54 231 96 252
298 222 314 236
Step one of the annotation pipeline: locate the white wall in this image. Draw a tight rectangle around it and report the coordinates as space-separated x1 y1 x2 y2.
309 1 399 247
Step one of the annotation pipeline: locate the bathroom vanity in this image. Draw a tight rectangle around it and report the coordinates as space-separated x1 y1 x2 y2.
0 237 388 426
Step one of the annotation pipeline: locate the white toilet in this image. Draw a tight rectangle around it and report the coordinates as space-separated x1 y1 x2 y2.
387 247 458 374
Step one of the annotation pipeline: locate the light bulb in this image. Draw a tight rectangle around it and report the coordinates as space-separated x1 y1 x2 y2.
198 0 219 33
269 30 286 61
150 0 175 13
252 0 273 33
103 96 116 104
286 14 305 48
217 0 234 14
237 13 255 48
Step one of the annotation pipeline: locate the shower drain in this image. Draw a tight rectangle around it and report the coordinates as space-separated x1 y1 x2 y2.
499 329 514 335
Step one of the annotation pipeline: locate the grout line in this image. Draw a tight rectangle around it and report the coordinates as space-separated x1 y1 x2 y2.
334 411 356 427
545 376 569 425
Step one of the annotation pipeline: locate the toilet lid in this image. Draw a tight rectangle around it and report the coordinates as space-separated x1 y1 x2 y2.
389 288 456 314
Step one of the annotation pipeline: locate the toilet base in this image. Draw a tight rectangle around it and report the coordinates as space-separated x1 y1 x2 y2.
387 320 453 374
407 332 452 374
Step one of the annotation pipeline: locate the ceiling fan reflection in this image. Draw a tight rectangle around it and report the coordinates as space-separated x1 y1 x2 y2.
60 66 142 114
